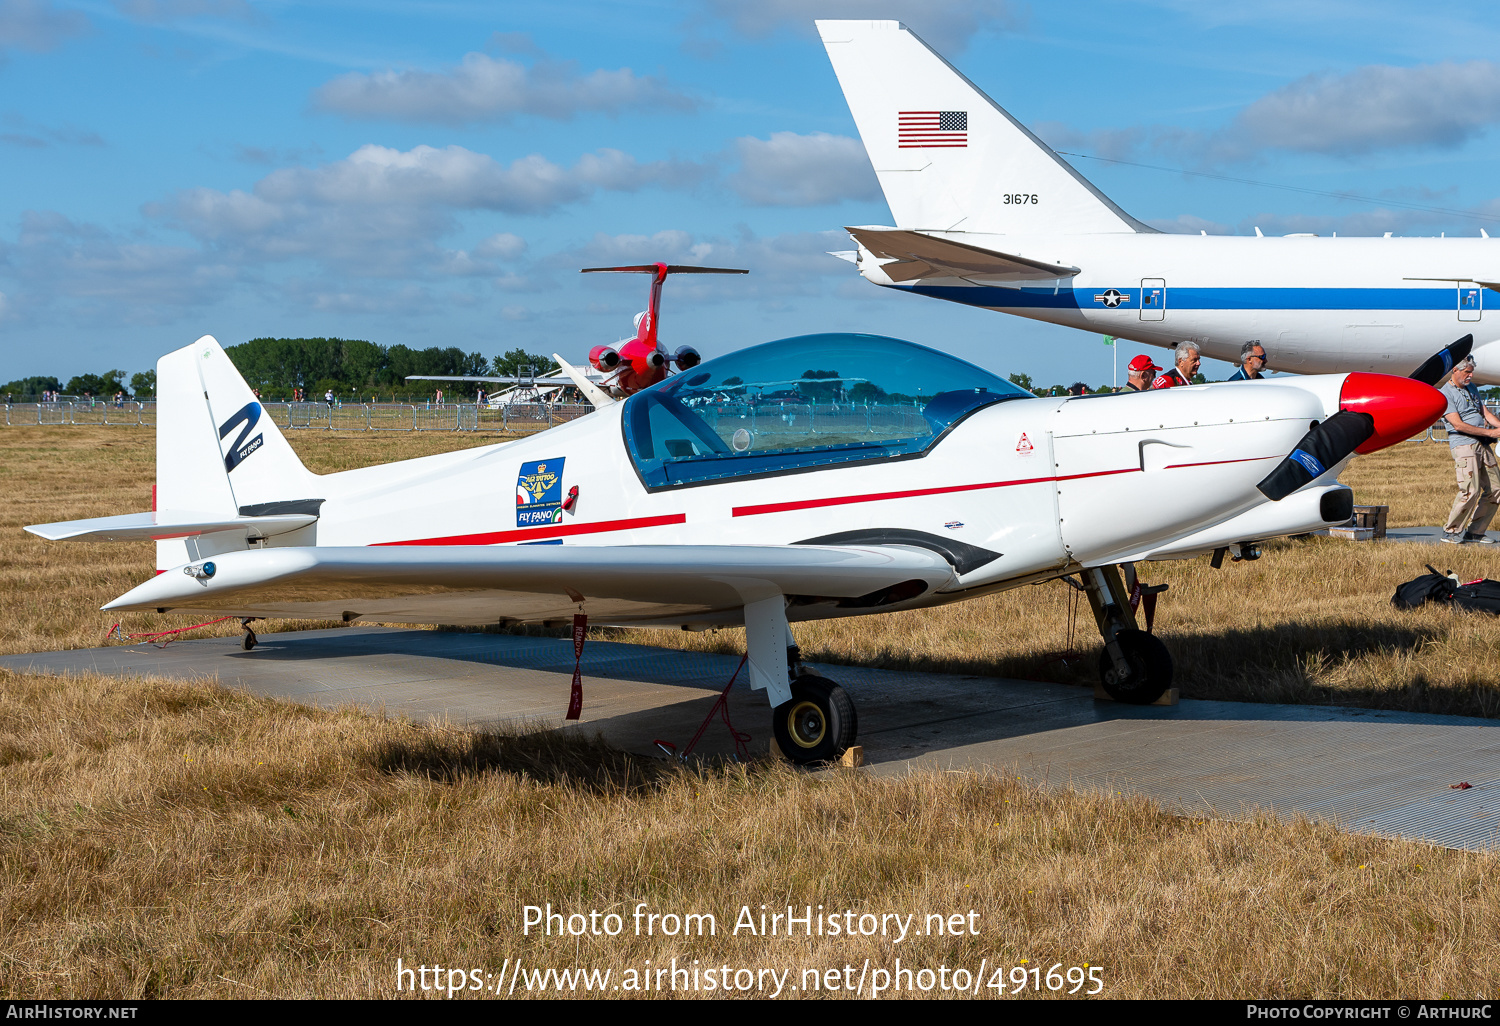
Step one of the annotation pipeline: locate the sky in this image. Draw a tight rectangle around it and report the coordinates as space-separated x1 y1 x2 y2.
5 0 1500 387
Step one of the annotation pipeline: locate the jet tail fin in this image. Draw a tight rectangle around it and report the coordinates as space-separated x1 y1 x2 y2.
817 20 1151 236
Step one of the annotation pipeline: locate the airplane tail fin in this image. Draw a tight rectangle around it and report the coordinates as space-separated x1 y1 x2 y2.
156 335 318 522
817 20 1151 236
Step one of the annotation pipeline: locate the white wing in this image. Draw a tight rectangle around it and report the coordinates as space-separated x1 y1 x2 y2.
104 544 958 628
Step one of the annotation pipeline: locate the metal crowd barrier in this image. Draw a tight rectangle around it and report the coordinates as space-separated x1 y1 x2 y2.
3 400 594 434
3 401 157 426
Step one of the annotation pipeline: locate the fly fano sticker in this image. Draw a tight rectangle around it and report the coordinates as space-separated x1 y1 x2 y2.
1016 432 1035 456
219 401 264 473
516 458 566 527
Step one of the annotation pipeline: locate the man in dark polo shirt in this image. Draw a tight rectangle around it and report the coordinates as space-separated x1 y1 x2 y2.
1226 342 1268 381
1440 356 1500 544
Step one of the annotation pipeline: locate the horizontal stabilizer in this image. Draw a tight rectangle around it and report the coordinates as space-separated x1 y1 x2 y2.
27 510 318 543
847 226 1079 282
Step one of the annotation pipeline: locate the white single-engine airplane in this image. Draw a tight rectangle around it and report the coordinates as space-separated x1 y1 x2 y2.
818 20 1500 383
26 328 1453 763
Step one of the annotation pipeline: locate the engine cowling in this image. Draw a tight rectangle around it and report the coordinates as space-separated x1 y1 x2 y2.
589 345 621 372
673 345 701 371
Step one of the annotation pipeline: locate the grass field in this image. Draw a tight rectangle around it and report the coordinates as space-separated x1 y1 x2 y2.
4 424 1500 1000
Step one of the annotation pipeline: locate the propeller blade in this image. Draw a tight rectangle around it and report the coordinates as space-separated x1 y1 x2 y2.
1256 409 1374 501
1409 334 1473 386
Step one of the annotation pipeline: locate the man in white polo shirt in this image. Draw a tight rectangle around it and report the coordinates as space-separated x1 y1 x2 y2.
1440 357 1500 544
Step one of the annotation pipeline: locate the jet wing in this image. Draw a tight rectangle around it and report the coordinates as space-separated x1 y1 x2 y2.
103 544 958 627
846 226 1080 283
26 510 318 542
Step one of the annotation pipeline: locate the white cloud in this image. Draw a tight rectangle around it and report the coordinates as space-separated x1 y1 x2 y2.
6 211 236 324
560 228 854 293
1044 60 1500 170
728 132 880 206
701 0 1021 52
1148 214 1232 235
1 112 104 149
1236 61 1500 156
474 232 526 259
0 0 88 52
148 144 710 282
112 0 252 21
314 53 695 124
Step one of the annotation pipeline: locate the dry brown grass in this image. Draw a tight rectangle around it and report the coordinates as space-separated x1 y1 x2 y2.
2 666 1496 1000
8 426 1500 719
0 427 507 654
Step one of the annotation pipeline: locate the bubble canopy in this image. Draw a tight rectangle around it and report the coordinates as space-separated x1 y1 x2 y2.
621 332 1032 491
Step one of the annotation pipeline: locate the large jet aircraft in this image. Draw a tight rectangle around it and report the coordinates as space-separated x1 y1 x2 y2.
818 20 1500 383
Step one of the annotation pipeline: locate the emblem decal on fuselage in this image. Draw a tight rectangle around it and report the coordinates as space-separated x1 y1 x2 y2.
1016 432 1034 456
516 458 566 527
1093 289 1130 308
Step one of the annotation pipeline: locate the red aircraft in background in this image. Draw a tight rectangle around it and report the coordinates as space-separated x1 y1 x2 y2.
583 263 746 395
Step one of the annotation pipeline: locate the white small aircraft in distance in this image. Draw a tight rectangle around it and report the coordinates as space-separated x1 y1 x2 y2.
25 327 1457 763
818 20 1500 383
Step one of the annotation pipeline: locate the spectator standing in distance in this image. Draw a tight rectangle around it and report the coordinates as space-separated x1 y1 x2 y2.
1439 356 1500 544
1151 341 1201 389
1227 342 1268 381
436 388 444 407
324 389 334 406
1125 354 1160 392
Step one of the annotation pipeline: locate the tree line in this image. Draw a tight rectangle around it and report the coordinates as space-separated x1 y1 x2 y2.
2 338 558 401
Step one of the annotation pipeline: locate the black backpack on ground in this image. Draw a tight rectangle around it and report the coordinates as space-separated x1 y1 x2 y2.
1392 564 1500 614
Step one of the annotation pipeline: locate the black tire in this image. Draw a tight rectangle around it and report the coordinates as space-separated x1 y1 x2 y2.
1098 628 1172 704
772 675 857 765
242 633 257 651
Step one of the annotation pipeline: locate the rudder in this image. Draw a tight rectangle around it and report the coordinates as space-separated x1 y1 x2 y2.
155 336 317 567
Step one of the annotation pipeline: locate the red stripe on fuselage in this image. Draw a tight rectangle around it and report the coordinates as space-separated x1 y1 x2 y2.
731 467 1140 518
731 456 1279 518
372 513 687 547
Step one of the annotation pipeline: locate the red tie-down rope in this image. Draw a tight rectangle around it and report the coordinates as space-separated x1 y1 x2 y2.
565 613 587 720
655 654 753 763
102 616 235 649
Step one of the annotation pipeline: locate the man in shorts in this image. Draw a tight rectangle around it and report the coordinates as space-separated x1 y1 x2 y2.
1440 356 1500 544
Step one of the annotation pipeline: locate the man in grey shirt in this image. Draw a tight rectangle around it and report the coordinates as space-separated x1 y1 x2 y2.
1440 356 1500 543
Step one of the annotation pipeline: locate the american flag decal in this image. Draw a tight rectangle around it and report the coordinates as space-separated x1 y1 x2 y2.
898 111 967 148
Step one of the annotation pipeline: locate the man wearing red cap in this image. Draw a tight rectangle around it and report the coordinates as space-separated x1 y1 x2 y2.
1125 354 1160 392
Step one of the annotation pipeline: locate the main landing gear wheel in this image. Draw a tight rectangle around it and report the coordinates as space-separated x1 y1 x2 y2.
772 675 857 765
1098 629 1172 704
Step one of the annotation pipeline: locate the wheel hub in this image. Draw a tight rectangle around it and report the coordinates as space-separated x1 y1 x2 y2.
786 700 827 749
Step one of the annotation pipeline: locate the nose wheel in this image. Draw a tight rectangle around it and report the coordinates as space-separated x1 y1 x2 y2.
1084 565 1173 705
772 675 857 765
1098 628 1172 704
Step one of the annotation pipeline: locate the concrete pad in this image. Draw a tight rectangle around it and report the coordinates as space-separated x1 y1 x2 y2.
3 627 1498 853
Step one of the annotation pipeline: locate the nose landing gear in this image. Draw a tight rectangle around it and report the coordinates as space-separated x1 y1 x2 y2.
1084 565 1173 704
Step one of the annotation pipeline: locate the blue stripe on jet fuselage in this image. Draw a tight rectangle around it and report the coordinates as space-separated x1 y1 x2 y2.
904 285 1462 312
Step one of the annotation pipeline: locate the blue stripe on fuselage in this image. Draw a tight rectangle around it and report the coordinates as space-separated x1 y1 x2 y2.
904 285 1461 312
